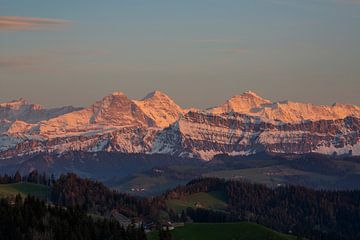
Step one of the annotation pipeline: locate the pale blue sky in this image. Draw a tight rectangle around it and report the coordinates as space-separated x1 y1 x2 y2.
1 0 359 108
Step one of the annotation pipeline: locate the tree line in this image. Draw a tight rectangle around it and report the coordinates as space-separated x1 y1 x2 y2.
0 170 54 185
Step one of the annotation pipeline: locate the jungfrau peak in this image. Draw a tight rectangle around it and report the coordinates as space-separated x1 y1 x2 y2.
209 90 360 123
209 90 272 114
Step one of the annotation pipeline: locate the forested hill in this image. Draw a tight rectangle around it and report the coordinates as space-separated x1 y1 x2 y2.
51 173 153 217
2 172 360 239
163 178 360 240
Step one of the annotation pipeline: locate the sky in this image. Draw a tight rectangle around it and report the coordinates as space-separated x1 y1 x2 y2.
1 0 359 109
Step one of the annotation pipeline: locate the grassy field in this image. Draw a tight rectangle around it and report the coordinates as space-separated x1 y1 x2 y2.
166 191 228 213
203 164 335 187
110 163 205 196
148 222 297 240
0 182 50 199
113 174 188 196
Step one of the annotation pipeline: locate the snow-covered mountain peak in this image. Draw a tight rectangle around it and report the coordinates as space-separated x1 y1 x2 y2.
88 92 154 127
331 102 357 108
0 98 44 115
134 90 184 128
0 98 28 109
208 92 360 123
90 91 137 117
0 98 81 125
110 91 126 97
6 120 34 135
242 90 265 98
95 91 129 107
235 90 271 102
209 90 271 114
142 90 168 100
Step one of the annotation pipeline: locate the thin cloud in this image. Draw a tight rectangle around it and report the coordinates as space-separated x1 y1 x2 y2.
0 16 71 31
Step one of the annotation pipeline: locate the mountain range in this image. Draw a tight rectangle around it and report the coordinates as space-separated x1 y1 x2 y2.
1 90 359 160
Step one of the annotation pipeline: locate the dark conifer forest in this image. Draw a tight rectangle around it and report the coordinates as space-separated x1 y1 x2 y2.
0 195 147 240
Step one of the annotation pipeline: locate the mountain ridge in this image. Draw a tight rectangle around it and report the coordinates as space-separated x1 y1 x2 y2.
1 90 359 160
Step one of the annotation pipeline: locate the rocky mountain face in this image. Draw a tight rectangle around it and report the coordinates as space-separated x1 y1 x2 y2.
1 91 359 160
152 111 360 159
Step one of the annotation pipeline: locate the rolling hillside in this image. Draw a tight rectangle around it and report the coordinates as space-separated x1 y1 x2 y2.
0 182 50 199
166 191 228 212
148 222 297 240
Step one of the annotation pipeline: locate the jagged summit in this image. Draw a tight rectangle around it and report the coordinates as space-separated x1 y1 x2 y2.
98 91 130 106
110 91 126 97
241 90 265 98
135 90 184 128
209 90 271 114
230 90 271 104
142 90 169 100
231 90 271 102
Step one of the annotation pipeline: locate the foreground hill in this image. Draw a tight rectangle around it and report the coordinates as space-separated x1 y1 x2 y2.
166 190 228 213
1 90 359 160
148 222 296 240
